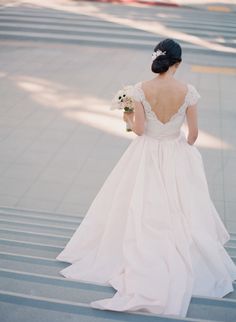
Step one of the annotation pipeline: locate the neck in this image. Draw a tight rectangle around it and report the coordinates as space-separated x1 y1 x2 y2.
157 69 175 80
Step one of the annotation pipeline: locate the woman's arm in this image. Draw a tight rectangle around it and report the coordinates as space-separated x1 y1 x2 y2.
186 104 198 145
123 100 145 136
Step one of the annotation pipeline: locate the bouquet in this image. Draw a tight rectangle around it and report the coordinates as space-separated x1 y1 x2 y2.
110 85 134 132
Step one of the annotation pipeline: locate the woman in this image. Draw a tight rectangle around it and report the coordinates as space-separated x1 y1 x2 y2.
56 39 236 317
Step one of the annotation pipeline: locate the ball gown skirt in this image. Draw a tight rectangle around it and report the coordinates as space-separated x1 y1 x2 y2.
56 129 236 317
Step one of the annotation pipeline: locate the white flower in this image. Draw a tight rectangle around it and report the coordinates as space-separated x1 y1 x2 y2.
110 85 134 110
152 49 166 61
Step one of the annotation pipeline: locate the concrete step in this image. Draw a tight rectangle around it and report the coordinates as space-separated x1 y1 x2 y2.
0 207 236 322
0 291 208 322
226 239 236 247
0 238 62 258
0 228 68 246
0 252 68 276
1 30 235 59
0 16 148 32
0 10 235 57
0 227 234 261
0 7 235 27
0 206 234 259
0 212 80 228
0 17 235 35
0 206 234 258
1 247 235 292
0 267 236 301
0 22 156 40
0 219 75 236
0 269 236 321
0 23 235 49
0 206 82 222
224 245 236 257
0 9 235 69
0 268 114 303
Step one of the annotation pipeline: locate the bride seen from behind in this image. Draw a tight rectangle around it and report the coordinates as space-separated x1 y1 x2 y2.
56 38 236 318
123 39 198 145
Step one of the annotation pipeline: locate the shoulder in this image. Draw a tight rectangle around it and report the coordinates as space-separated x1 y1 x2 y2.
175 80 189 95
134 79 154 90
132 81 145 101
175 79 187 88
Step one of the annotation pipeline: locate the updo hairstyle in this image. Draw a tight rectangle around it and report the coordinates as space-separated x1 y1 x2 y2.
151 39 182 74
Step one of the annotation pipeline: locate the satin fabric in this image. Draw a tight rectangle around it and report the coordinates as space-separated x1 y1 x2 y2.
56 83 236 317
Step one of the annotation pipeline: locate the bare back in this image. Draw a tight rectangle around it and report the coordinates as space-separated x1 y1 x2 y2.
141 78 188 125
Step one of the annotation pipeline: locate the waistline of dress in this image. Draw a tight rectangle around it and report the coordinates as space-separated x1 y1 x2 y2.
143 130 186 142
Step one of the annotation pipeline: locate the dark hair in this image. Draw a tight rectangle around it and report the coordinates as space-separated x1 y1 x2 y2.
151 39 182 74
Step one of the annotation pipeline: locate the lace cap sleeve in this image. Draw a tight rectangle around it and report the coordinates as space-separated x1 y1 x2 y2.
187 84 201 106
132 83 142 102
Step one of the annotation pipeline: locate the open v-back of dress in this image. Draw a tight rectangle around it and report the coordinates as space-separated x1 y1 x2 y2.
56 81 236 317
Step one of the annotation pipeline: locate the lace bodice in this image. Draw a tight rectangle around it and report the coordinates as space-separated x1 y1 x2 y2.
133 81 200 140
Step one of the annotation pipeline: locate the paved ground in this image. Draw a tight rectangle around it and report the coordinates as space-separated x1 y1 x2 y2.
0 0 236 230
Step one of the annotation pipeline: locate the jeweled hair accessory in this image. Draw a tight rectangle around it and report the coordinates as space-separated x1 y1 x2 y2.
151 49 166 61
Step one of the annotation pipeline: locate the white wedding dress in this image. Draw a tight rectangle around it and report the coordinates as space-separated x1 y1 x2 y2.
56 81 236 317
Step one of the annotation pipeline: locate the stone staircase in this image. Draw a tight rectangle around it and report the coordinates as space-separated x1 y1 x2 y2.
0 206 236 322
0 5 236 68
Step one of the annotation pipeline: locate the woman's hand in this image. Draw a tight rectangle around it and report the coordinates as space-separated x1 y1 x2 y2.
123 111 134 123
